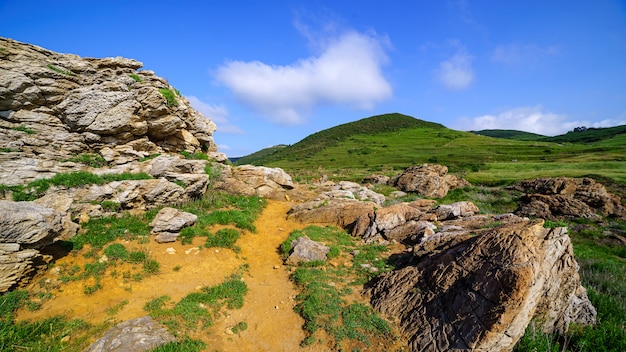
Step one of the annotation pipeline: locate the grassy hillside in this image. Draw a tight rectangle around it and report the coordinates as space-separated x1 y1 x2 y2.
471 129 546 141
542 124 626 143
236 113 626 186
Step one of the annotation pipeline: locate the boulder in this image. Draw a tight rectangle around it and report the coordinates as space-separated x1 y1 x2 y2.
0 200 79 292
149 207 197 243
85 316 176 352
216 164 294 200
515 177 625 221
393 164 471 198
368 219 596 352
287 199 378 232
285 236 330 265
435 201 480 220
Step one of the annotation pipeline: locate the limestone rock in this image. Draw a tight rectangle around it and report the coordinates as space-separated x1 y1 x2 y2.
149 207 197 243
0 37 220 186
0 200 78 292
435 201 480 220
393 164 471 198
368 219 596 352
285 236 330 265
85 316 176 352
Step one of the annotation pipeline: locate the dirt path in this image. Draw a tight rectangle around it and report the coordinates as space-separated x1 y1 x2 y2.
202 200 324 351
17 200 326 351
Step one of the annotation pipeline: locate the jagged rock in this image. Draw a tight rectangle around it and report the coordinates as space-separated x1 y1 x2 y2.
369 219 596 352
287 198 378 232
85 316 176 352
331 181 386 205
435 201 480 220
393 164 471 198
515 177 625 221
0 200 79 292
285 236 330 265
149 207 197 243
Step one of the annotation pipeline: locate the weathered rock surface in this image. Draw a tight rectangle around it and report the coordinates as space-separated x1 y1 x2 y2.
288 199 378 232
85 316 176 352
0 200 79 291
216 164 295 200
393 164 471 198
149 207 197 243
0 36 222 186
514 177 626 221
285 236 330 265
368 219 596 352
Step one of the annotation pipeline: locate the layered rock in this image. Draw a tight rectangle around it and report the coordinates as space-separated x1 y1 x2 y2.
0 36 222 186
514 177 626 221
392 164 471 198
149 207 198 243
368 219 596 352
0 200 79 291
285 236 330 265
85 316 176 352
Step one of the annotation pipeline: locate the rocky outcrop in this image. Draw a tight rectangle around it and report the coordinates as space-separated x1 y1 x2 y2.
392 164 471 198
0 37 222 186
285 236 330 265
368 219 596 352
85 316 176 352
0 200 79 291
514 177 626 221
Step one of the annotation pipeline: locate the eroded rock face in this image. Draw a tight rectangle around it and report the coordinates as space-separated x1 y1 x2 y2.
393 164 471 198
515 177 626 221
0 36 222 186
368 219 596 352
216 164 295 200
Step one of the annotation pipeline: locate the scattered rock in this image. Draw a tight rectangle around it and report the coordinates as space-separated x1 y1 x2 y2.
285 236 330 265
514 177 626 221
85 316 176 352
435 201 480 220
149 207 197 243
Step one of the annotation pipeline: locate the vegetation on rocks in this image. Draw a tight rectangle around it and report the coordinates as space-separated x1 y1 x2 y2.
159 87 178 107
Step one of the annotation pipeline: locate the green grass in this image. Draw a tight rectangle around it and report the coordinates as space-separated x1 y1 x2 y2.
47 64 75 76
150 338 206 352
129 74 142 82
0 147 20 153
159 88 178 107
281 226 396 348
2 171 153 201
66 153 107 168
74 214 151 249
204 228 241 250
145 273 247 331
10 125 35 134
103 243 128 261
139 153 161 162
180 150 208 160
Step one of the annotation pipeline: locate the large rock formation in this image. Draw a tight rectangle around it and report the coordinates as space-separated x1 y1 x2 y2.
368 218 596 352
0 36 222 186
514 177 626 221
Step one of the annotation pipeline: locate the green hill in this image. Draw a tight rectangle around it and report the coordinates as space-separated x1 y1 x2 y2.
235 113 626 186
471 129 546 141
542 125 626 143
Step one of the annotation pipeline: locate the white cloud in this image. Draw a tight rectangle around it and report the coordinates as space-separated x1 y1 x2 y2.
491 43 559 65
454 106 572 136
186 96 244 134
436 47 474 90
215 31 392 125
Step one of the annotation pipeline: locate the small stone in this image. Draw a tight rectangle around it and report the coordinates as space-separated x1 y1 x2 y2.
165 247 176 254
273 265 280 269
99 255 108 263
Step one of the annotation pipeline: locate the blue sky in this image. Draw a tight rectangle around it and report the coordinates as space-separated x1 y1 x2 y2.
3 0 626 157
